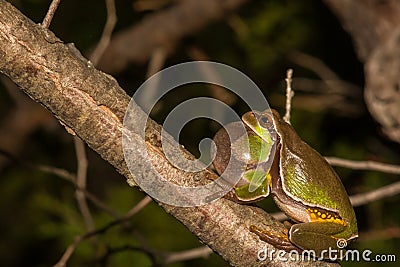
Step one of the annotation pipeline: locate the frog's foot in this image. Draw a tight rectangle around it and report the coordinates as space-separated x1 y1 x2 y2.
249 225 301 252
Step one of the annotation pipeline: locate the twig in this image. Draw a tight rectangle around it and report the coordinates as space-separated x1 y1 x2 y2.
123 196 153 218
164 246 213 264
74 136 94 231
0 149 119 217
136 47 167 114
37 164 120 218
53 196 152 267
358 227 400 242
287 51 363 117
283 69 294 123
41 0 62 28
349 180 400 207
289 51 339 81
90 0 117 66
325 157 400 175
146 47 167 78
187 46 237 107
97 0 249 73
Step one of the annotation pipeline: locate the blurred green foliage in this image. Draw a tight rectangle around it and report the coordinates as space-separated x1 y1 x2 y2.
1 0 399 266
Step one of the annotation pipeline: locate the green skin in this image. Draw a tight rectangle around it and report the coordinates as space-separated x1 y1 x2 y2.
213 109 358 255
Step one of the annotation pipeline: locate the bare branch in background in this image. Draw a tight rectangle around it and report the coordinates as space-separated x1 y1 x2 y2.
0 149 120 218
323 0 400 61
326 157 400 175
146 47 167 78
74 137 94 231
90 0 117 66
187 46 237 108
54 196 152 267
0 77 56 171
287 51 363 117
163 246 213 264
364 27 400 144
97 0 249 74
289 51 339 81
350 180 400 207
323 0 400 144
358 227 400 242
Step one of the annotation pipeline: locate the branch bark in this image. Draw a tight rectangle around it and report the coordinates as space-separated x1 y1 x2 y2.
0 1 337 266
323 0 400 144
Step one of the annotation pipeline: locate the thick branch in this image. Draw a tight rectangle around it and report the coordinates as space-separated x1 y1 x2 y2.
323 0 400 62
323 0 400 144
0 2 336 266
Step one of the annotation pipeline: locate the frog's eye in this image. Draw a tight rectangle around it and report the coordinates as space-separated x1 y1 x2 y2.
259 114 273 129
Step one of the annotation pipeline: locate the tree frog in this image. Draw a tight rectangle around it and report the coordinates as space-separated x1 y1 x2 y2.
212 109 358 256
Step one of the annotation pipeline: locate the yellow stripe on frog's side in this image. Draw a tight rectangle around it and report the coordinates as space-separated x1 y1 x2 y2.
306 207 347 226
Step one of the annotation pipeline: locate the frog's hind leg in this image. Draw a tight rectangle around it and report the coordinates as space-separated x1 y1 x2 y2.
249 225 302 252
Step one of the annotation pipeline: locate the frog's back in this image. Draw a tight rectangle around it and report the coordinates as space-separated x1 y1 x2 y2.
272 110 355 225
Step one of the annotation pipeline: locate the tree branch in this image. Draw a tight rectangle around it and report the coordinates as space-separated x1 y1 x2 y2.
0 1 337 266
323 0 400 144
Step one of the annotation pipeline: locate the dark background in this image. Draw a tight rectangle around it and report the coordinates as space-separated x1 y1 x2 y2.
0 0 399 266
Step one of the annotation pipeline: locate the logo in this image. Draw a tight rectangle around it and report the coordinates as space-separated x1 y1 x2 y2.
122 61 274 207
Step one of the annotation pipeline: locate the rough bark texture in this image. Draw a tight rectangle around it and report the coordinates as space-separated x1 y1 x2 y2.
0 1 338 266
324 0 400 144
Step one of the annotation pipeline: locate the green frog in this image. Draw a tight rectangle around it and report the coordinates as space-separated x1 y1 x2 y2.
212 109 358 256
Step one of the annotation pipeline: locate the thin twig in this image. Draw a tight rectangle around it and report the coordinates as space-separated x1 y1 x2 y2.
0 149 119 217
41 0 62 28
289 51 339 81
90 0 117 65
283 69 294 123
358 227 400 242
287 51 363 117
349 180 400 207
53 196 152 267
164 246 213 264
146 47 167 78
187 46 237 107
124 196 153 218
74 136 95 231
325 157 400 175
37 164 120 218
137 47 167 114
54 236 82 267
